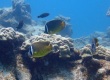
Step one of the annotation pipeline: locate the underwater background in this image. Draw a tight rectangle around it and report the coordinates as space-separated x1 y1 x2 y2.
0 0 110 38
0 0 110 80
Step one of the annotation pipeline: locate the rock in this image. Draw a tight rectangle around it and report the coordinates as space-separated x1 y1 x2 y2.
95 60 110 80
96 68 106 79
81 46 92 54
0 27 110 80
0 27 25 66
93 46 110 60
83 58 102 72
12 0 31 24
15 54 31 80
21 33 74 58
73 27 110 49
0 8 14 27
0 0 34 33
0 27 31 80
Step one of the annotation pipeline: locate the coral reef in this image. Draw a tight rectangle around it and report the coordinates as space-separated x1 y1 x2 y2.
0 27 29 80
0 27 25 65
0 0 36 33
0 0 110 80
74 27 110 49
12 0 31 24
0 27 110 80
80 44 110 80
21 33 74 58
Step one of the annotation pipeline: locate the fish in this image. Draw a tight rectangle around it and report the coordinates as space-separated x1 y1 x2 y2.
28 41 52 58
91 38 99 53
37 13 49 18
16 20 24 30
44 20 65 34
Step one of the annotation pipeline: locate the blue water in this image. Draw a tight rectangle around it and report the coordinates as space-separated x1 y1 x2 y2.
0 0 110 38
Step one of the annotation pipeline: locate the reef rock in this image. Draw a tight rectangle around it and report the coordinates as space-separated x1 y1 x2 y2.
12 0 31 24
0 27 110 80
0 27 25 65
21 33 74 58
74 27 110 49
80 44 110 80
0 27 31 80
0 0 33 32
80 44 110 60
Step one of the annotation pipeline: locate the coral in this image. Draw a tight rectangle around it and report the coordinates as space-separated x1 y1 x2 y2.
74 27 110 49
12 0 31 24
0 27 31 80
21 33 74 58
0 27 110 79
15 54 31 80
0 0 36 34
92 46 110 60
0 27 25 40
79 44 110 80
0 27 25 66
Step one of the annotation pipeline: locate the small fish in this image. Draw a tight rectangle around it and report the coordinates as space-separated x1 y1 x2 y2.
28 41 52 58
44 20 65 34
16 20 24 30
91 38 99 53
37 13 49 18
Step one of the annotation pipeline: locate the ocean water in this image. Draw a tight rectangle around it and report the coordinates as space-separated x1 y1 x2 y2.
0 0 110 38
